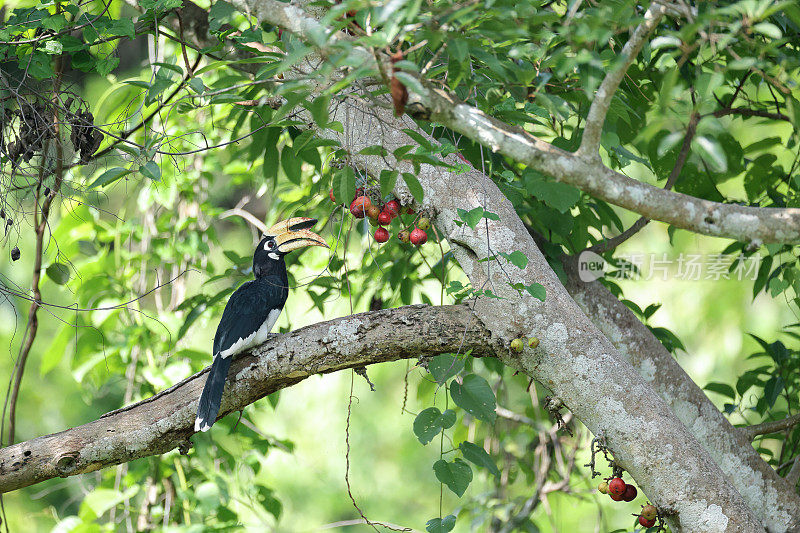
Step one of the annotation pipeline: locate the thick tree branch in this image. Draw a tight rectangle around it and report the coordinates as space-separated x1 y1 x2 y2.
578 1 668 156
740 414 800 441
232 0 800 246
318 96 765 530
169 3 794 529
0 304 494 493
561 258 800 532
413 86 800 245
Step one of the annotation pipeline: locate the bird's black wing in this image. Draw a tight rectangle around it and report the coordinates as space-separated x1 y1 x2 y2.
213 279 275 356
196 277 286 432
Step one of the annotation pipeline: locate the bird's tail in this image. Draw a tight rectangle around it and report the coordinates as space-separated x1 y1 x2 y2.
195 354 232 432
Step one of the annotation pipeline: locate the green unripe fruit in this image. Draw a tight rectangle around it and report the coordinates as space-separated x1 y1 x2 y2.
598 481 609 494
510 338 524 352
528 337 539 349
417 216 430 230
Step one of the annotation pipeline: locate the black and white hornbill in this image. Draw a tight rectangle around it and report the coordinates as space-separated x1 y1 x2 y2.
195 217 328 432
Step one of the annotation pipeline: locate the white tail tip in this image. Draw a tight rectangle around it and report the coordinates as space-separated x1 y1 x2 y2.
194 418 210 433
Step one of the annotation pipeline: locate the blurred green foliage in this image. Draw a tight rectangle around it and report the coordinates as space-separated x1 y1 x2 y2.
1 0 800 531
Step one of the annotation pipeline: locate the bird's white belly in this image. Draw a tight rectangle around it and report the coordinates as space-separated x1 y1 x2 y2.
220 308 282 358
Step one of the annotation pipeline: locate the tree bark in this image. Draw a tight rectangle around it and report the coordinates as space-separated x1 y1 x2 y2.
562 259 800 532
226 1 776 529
0 304 493 493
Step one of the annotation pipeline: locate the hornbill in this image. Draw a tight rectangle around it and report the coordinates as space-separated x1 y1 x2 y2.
195 217 328 432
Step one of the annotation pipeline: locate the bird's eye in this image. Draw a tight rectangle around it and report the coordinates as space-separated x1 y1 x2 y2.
265 239 276 250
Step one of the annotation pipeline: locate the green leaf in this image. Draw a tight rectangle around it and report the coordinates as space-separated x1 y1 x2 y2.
43 40 63 55
380 169 399 198
401 129 434 151
145 77 173 105
140 0 183 12
450 374 496 422
46 263 71 285
500 251 528 269
281 147 302 184
459 441 500 477
139 161 161 181
90 167 130 188
429 354 464 384
177 303 207 341
308 95 330 127
402 173 424 202
335 167 356 207
519 282 546 301
80 487 139 521
693 136 727 173
107 18 135 39
40 325 74 375
704 382 735 399
457 207 485 229
96 55 120 76
752 22 781 39
413 407 456 445
188 77 205 94
358 145 388 156
764 375 784 408
433 458 472 497
263 128 281 182
426 515 456 533
523 170 580 213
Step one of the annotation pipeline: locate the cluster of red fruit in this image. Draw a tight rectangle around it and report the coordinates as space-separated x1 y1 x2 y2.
598 478 657 528
330 188 429 246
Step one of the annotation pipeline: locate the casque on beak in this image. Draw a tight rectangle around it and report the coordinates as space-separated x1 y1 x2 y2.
266 217 329 253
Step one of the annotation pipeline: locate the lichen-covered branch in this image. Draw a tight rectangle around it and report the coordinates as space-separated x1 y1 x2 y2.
317 95 764 529
232 1 800 245
0 304 494 493
562 259 800 532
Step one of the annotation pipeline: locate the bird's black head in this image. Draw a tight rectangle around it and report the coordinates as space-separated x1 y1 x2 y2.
253 217 328 278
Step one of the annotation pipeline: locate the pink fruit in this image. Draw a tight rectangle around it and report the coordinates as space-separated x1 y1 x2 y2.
377 211 392 225
374 227 389 243
350 196 371 218
608 477 626 496
410 227 427 246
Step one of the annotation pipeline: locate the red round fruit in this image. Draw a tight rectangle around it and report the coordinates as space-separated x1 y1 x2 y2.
607 477 626 496
350 196 371 218
638 516 656 528
385 199 401 217
609 492 623 501
329 188 336 203
398 230 410 243
377 211 392 225
641 505 657 521
366 204 381 220
409 227 427 246
622 484 637 502
374 227 389 243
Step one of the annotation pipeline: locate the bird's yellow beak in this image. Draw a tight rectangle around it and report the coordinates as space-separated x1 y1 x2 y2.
266 217 329 253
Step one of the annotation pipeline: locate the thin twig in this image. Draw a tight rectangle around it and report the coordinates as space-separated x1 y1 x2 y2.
578 1 668 156
587 110 699 254
3 54 66 445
